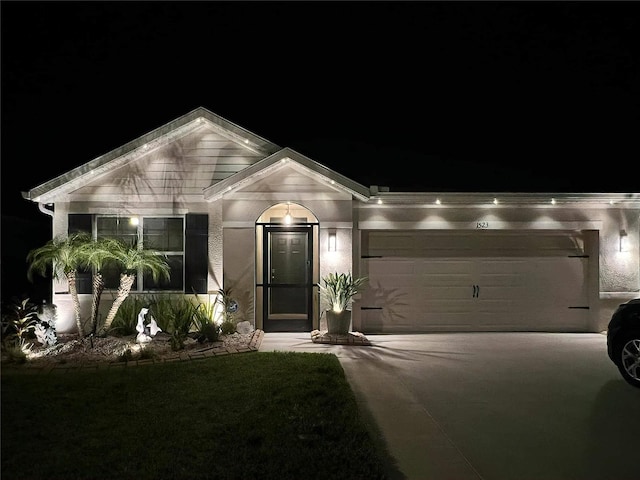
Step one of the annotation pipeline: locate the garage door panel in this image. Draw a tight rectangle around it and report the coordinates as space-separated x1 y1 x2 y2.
361 231 590 333
417 259 472 274
367 260 417 275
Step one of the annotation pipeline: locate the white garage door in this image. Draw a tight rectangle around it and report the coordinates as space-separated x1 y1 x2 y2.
359 231 590 333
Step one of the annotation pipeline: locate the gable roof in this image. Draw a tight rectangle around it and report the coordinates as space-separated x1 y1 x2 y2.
202 147 371 202
22 107 282 204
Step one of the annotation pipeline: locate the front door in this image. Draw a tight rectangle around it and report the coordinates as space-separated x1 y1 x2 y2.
263 226 313 332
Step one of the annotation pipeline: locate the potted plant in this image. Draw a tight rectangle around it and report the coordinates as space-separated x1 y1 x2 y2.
319 272 367 334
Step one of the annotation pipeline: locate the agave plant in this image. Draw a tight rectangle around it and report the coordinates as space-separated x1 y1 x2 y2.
319 272 367 313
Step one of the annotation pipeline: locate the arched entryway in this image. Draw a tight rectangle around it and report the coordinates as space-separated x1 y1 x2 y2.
255 203 320 332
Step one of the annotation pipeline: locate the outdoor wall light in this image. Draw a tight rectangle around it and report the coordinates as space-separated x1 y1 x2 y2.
620 229 629 252
130 217 139 226
328 230 337 252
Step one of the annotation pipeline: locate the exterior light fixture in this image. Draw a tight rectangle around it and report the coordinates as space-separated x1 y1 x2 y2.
377 199 383 205
130 217 139 226
620 229 629 252
328 229 337 252
551 198 556 205
493 198 499 205
435 198 441 205
284 203 292 225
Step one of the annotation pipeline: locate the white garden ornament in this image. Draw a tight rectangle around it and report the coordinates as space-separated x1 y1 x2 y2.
135 307 162 343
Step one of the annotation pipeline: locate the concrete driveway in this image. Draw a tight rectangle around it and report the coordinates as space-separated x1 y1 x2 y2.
259 332 640 480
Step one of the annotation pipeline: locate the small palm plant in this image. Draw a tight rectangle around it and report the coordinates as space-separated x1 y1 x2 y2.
95 239 171 337
319 272 367 313
27 232 93 337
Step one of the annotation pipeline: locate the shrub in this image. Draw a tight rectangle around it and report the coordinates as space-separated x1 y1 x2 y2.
192 296 219 343
110 295 151 336
1 297 40 359
147 295 197 351
220 320 237 335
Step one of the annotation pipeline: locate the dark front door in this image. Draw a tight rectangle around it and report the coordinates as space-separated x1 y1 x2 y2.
263 226 313 332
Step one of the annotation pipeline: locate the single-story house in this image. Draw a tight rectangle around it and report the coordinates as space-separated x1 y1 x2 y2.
23 107 640 335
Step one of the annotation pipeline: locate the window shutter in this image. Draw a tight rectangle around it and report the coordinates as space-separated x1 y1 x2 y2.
68 214 92 294
185 214 208 294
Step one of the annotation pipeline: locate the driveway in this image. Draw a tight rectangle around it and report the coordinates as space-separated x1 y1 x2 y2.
259 332 640 480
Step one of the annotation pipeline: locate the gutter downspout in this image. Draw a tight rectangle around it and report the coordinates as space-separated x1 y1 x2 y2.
38 202 54 217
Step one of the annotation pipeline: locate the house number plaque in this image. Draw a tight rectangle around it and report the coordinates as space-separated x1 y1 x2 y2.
476 221 489 229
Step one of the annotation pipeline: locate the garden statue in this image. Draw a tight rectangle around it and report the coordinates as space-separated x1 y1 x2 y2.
35 301 57 346
136 307 162 343
148 317 162 336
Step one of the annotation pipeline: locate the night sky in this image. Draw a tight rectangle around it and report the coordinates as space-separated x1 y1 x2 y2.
2 1 639 302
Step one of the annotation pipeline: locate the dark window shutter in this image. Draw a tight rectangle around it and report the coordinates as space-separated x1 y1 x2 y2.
185 214 208 294
68 214 92 294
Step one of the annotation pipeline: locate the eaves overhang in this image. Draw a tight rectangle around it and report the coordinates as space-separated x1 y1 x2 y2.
202 147 371 202
363 191 640 208
21 107 281 205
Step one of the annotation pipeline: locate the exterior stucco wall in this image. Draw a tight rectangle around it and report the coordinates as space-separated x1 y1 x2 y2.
208 201 223 293
222 228 255 326
599 209 639 292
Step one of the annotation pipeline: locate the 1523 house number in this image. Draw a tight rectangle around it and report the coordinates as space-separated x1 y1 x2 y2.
476 221 489 229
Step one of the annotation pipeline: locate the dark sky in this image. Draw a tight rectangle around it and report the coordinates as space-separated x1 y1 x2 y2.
1 1 639 300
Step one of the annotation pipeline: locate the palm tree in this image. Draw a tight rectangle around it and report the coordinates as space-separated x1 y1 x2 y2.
26 232 93 337
96 239 171 337
79 237 117 336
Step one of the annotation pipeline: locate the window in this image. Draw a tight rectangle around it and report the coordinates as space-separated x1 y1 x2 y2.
96 216 184 292
143 218 184 291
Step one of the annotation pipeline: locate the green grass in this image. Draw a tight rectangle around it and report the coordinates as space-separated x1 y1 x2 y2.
1 352 399 480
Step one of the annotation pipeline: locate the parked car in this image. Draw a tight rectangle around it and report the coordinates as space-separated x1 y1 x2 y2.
607 298 640 388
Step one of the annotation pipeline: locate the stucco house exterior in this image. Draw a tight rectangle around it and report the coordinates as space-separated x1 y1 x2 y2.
22 107 640 335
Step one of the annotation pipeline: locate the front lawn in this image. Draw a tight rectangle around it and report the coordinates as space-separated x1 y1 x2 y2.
1 351 398 479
